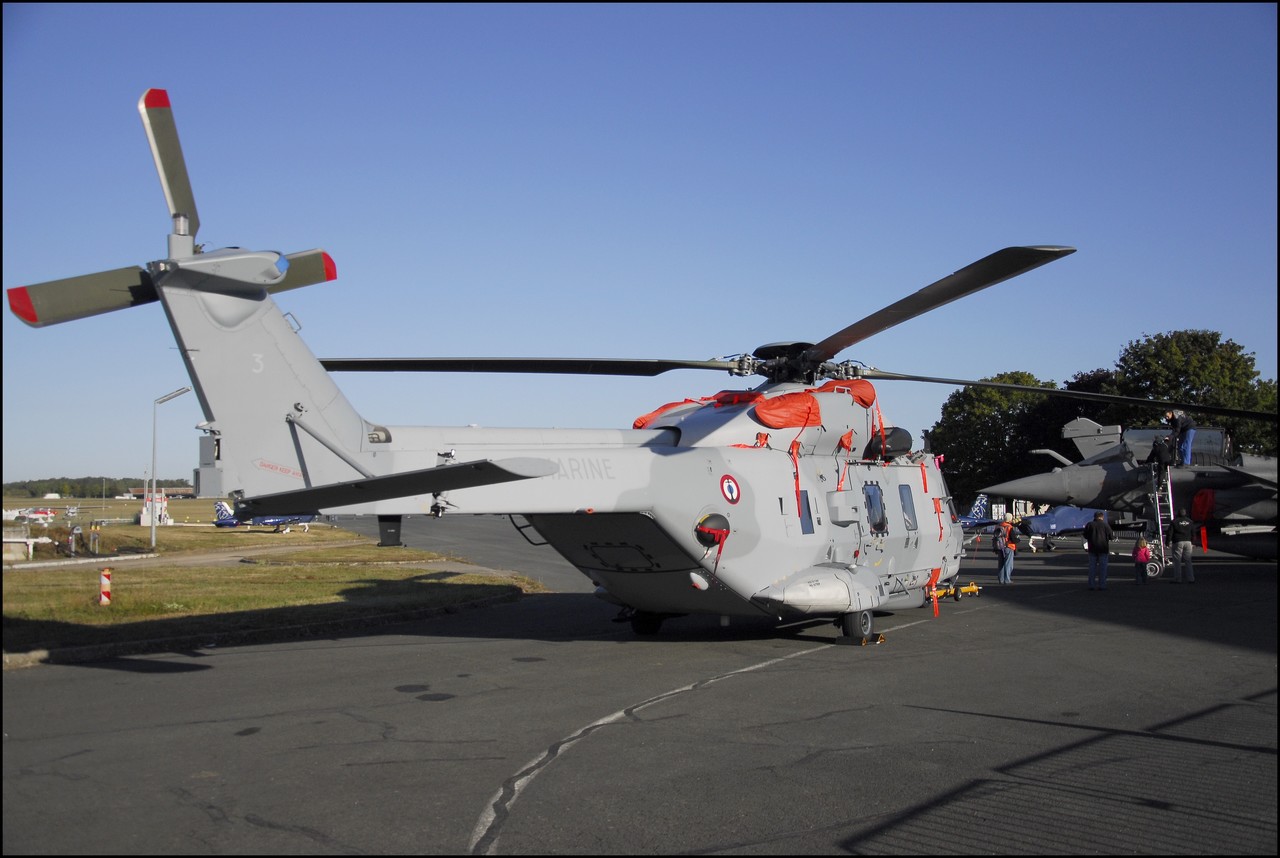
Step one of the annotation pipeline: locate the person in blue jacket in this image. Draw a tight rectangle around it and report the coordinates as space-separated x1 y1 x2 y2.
1165 410 1197 467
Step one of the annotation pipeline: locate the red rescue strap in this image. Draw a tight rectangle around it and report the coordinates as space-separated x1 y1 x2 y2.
871 400 887 462
836 430 854 491
729 432 772 450
694 523 731 574
786 396 818 517
927 567 942 618
789 439 804 517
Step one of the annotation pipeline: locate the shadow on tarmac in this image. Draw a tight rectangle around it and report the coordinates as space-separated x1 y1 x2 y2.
6 514 1275 668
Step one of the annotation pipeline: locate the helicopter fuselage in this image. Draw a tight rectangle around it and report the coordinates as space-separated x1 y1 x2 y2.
313 383 966 621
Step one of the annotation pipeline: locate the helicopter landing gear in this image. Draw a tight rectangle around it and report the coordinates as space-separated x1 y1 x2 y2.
615 607 669 635
630 612 664 635
839 609 875 640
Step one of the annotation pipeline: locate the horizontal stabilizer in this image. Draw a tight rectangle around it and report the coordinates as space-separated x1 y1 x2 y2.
235 456 560 516
6 249 335 328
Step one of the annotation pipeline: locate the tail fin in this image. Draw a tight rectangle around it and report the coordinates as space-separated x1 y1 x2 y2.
160 264 374 499
6 89 368 503
214 501 235 521
967 493 989 520
9 88 565 517
1062 418 1124 461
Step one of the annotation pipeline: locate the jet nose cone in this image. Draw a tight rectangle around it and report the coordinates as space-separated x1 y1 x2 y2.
982 471 1072 505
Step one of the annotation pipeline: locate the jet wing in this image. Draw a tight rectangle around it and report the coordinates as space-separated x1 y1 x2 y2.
234 457 559 516
1224 461 1277 489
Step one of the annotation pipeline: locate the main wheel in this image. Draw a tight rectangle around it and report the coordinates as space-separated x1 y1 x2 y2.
1145 560 1164 579
630 612 664 635
840 609 874 638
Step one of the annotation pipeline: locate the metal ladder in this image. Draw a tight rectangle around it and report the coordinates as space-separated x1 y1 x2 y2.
1147 465 1175 571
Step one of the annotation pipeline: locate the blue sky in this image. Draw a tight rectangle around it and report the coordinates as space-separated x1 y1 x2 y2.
3 3 1276 485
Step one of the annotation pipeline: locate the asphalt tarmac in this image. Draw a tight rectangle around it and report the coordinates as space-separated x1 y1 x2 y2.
3 516 1276 855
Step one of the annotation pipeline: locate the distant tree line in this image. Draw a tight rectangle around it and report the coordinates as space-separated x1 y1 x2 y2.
2 477 192 499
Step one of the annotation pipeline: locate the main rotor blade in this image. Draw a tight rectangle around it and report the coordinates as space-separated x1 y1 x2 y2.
138 89 200 238
803 246 1076 364
319 357 739 377
856 368 1278 423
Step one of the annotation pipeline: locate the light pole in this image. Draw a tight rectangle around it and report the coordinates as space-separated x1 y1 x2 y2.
151 386 191 549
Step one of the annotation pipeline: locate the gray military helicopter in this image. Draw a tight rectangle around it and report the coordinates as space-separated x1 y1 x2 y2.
8 90 1276 638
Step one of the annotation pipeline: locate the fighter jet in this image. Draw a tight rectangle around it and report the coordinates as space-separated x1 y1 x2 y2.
983 418 1277 559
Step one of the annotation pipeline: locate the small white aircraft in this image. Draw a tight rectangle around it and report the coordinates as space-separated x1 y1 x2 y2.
2 508 57 525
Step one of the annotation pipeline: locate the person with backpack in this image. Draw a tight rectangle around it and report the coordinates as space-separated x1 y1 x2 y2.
993 513 1018 584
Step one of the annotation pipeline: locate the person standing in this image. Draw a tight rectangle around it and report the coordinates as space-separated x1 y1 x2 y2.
1132 537 1152 584
1170 508 1197 583
1165 410 1197 467
1082 511 1115 591
993 513 1017 584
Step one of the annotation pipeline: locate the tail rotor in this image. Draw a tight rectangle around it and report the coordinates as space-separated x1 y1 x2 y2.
138 88 200 256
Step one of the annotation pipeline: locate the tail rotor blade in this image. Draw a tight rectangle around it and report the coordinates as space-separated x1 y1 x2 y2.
7 267 153 328
269 250 339 295
7 249 335 328
138 89 200 239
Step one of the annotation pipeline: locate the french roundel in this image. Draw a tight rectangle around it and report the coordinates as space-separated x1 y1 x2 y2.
720 475 741 504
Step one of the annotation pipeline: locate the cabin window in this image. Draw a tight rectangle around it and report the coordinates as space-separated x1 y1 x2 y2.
898 485 918 531
863 483 888 535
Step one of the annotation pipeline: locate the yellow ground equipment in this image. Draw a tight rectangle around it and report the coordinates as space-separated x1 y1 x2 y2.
930 581 983 602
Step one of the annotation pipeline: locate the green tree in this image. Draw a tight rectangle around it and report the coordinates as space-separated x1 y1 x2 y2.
928 371 1060 507
1100 330 1277 456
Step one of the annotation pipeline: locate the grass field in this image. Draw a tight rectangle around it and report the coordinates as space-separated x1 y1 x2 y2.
3 496 546 659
